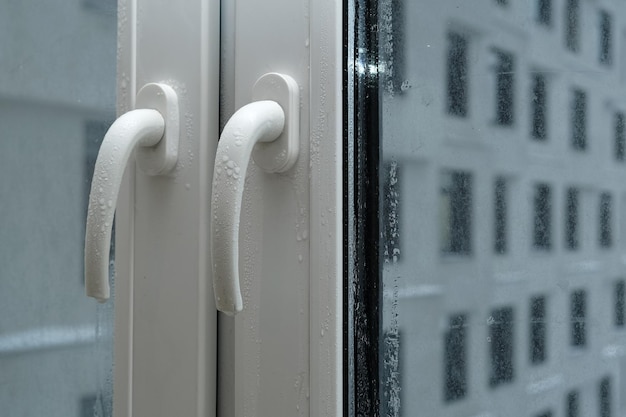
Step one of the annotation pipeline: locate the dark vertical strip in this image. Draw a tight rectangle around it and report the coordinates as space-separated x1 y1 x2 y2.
343 0 351 413
345 0 382 415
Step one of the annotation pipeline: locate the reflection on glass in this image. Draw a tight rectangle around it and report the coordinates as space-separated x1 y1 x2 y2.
0 3 116 416
378 1 626 416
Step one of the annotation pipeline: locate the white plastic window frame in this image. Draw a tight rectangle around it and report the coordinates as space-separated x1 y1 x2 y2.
111 0 343 416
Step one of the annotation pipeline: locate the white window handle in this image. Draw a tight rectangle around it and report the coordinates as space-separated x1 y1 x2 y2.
85 83 179 302
211 73 299 315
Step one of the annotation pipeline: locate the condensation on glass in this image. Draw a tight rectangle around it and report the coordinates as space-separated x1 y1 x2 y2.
375 1 626 416
0 3 116 416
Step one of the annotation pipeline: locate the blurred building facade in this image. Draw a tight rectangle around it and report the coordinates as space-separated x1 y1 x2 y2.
0 1 116 416
382 1 626 416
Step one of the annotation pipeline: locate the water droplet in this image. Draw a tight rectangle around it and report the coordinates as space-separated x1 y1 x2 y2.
298 254 303 262
185 183 191 190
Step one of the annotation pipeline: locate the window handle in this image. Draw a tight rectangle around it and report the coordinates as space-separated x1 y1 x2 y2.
85 83 179 302
211 73 299 315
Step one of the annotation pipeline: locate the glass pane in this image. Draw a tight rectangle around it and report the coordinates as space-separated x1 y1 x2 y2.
0 2 116 416
352 0 626 415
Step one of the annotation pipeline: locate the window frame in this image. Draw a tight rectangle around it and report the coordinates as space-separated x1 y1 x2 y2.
112 0 344 416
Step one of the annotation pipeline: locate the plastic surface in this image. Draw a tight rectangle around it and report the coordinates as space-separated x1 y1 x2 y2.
84 83 179 302
210 100 286 314
251 73 300 172
136 83 180 175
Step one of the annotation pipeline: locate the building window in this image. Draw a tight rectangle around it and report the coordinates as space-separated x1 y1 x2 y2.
615 280 625 327
537 0 552 26
615 113 625 161
600 377 612 417
600 193 613 248
565 188 579 250
79 394 97 417
530 296 546 364
494 177 507 254
82 0 116 13
440 171 472 255
489 307 514 387
531 74 547 140
565 0 580 52
571 89 587 150
571 290 587 347
494 50 515 126
444 314 467 402
447 32 468 117
382 161 401 262
600 11 613 66
567 391 580 417
534 184 552 250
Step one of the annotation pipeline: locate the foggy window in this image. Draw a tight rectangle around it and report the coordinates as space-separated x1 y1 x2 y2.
444 314 467 402
600 193 613 248
537 0 552 26
571 290 587 347
600 377 612 417
565 0 580 52
534 184 552 250
530 296 546 364
565 188 579 250
615 113 625 161
531 74 547 140
447 32 469 117
615 280 625 327
441 171 472 255
494 177 507 254
571 89 587 150
489 307 514 387
600 11 613 66
567 391 580 417
494 50 515 126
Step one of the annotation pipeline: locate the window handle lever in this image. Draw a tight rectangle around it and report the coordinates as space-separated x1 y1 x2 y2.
85 83 179 302
211 73 299 315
